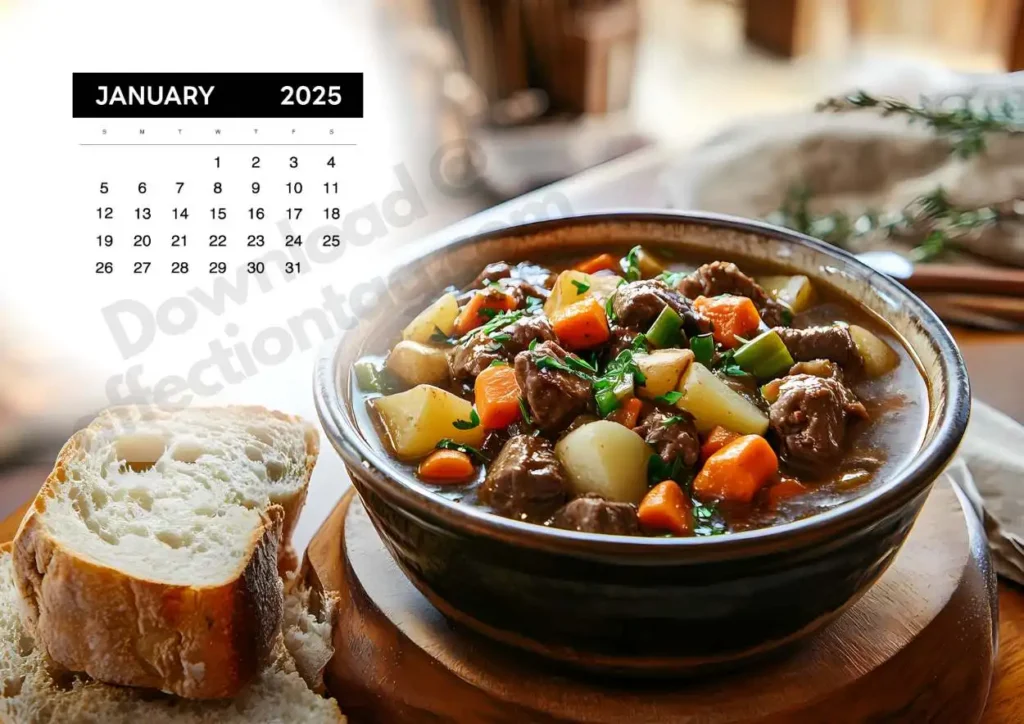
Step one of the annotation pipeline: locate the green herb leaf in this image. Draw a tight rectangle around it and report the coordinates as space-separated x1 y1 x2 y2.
571 279 591 295
452 408 480 430
488 359 508 368
657 271 686 287
536 355 595 381
528 338 538 351
490 333 512 343
436 438 488 462
662 415 686 427
623 245 643 281
457 309 525 344
518 396 533 426
479 307 499 320
429 326 458 345
655 391 682 405
605 291 617 322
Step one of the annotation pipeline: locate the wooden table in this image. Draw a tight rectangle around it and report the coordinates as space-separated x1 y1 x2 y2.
0 146 1021 720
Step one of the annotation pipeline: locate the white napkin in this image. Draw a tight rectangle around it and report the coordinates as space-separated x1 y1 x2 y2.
952 401 1024 584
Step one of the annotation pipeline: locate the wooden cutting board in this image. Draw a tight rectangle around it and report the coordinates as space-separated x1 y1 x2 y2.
304 479 998 723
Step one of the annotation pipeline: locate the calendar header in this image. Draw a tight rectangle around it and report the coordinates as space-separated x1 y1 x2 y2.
72 73 364 118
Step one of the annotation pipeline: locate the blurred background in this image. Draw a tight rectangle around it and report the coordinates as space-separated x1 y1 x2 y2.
3 0 1024 519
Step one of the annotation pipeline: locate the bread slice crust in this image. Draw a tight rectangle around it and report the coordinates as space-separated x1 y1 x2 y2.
11 406 319 700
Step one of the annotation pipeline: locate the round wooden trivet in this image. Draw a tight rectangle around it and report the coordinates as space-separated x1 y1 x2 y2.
304 480 996 723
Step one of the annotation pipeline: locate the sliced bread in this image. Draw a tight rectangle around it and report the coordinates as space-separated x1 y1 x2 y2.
12 406 319 699
0 545 344 723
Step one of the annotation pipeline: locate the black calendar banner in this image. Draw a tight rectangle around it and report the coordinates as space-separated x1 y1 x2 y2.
72 73 364 118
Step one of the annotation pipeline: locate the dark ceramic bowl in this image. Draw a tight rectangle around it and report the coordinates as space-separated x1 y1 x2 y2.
314 211 970 674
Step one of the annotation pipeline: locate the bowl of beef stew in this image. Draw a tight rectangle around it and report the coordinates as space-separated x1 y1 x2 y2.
314 211 969 674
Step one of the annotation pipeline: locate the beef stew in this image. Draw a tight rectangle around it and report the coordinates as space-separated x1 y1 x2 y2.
352 248 928 537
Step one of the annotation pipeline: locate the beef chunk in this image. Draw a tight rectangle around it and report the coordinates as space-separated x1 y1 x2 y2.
496 277 549 307
605 325 638 360
471 261 556 291
635 409 700 468
479 435 568 521
611 279 705 335
774 326 863 376
449 314 556 380
515 341 594 433
550 494 640 535
679 261 788 327
769 373 868 468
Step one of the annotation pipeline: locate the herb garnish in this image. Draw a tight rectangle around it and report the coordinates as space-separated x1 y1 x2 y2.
436 438 488 462
657 271 686 287
479 307 499 320
716 350 750 377
528 338 538 351
647 454 693 488
518 396 534 426
693 500 727 536
452 408 480 430
593 343 647 415
605 291 617 322
488 359 508 368
430 326 458 345
457 309 525 344
536 355 595 381
571 279 591 295
623 245 643 281
655 391 682 405
661 414 686 427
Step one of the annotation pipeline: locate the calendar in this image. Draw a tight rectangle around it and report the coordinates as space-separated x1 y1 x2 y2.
75 73 364 281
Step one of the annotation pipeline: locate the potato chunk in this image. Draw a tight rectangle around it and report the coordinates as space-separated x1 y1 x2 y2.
371 385 484 460
386 341 451 386
636 349 694 400
849 325 899 377
402 293 459 344
555 420 652 504
544 270 593 317
758 275 816 314
675 363 769 435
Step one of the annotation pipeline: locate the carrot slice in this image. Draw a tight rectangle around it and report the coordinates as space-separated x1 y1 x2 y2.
418 449 475 483
608 397 644 429
692 295 762 349
574 253 620 275
638 480 693 536
693 435 778 504
700 425 740 463
454 289 518 336
768 479 807 506
550 296 611 350
474 364 522 429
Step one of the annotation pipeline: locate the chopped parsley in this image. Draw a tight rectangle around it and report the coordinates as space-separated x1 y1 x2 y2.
457 309 525 344
528 338 538 351
490 333 512 343
623 245 643 281
716 350 750 378
662 415 687 427
429 326 458 345
518 396 533 426
452 408 480 430
536 355 595 381
479 307 499 320
436 438 488 462
647 454 684 487
693 500 727 536
654 391 682 405
780 307 794 326
605 291 617 322
593 343 647 415
657 270 687 287
571 279 591 295
488 359 508 368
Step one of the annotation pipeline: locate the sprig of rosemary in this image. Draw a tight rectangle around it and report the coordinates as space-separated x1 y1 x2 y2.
817 90 1024 158
771 183 1023 262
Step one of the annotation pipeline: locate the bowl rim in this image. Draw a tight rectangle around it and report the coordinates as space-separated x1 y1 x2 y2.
314 210 971 562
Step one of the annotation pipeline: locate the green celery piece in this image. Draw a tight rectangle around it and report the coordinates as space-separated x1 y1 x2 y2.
690 333 715 365
733 330 794 379
354 361 383 393
646 306 683 348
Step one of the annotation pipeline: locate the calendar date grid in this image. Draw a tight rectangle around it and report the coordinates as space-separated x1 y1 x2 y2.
91 152 355 278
